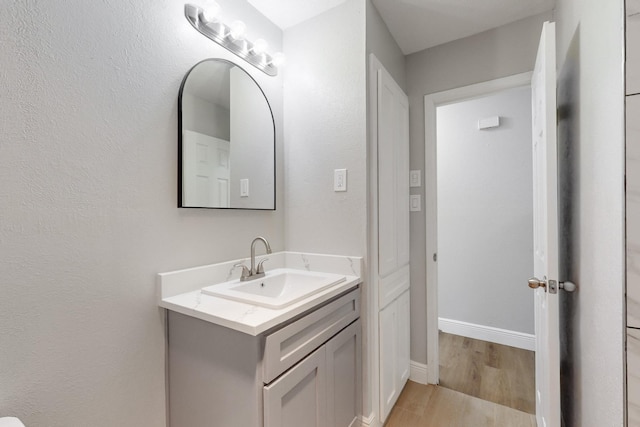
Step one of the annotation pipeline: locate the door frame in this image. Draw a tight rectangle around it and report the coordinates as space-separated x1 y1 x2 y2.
424 71 533 384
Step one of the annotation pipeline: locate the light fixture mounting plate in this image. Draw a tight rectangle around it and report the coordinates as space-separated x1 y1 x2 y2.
184 4 278 77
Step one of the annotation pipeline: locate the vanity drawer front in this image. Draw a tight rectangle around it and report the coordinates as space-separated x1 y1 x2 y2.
263 288 360 384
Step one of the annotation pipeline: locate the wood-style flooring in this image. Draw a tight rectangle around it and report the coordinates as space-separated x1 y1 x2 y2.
384 381 536 427
439 332 536 414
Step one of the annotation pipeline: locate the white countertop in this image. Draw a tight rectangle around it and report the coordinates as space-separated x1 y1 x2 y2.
158 252 363 335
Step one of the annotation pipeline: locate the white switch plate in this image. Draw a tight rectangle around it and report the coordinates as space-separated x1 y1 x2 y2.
410 170 421 188
334 169 347 192
410 195 421 212
240 179 249 197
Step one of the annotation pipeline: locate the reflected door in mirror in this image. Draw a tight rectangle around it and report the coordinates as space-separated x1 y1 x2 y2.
183 130 230 207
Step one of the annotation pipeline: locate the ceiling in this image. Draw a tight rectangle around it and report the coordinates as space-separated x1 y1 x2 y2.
248 0 555 55
246 0 349 29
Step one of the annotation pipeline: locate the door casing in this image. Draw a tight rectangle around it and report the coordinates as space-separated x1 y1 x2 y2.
423 71 533 384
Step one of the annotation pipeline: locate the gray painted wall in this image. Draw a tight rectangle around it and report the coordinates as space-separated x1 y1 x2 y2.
405 11 551 364
283 0 367 257
437 86 534 335
229 67 275 209
182 93 231 140
554 0 626 425
0 0 284 425
366 0 406 91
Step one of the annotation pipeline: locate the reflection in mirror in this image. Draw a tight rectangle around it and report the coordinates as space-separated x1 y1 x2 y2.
179 59 275 209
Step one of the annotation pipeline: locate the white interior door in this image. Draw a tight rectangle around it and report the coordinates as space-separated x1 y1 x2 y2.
183 130 230 207
377 66 410 278
378 301 398 421
374 57 410 424
531 21 561 427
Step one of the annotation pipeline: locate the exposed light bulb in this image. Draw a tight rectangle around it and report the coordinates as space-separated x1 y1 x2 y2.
251 38 268 55
184 4 281 76
270 52 286 67
200 2 221 24
229 20 246 40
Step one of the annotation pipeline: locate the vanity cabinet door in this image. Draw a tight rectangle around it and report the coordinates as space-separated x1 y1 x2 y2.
326 320 361 427
264 346 327 427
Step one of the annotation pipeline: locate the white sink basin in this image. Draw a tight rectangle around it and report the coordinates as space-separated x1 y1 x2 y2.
201 268 346 309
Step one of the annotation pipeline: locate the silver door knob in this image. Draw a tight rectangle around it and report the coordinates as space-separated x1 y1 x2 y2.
528 277 546 289
560 281 577 292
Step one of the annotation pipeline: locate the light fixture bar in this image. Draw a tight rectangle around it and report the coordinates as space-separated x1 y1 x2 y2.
184 4 278 77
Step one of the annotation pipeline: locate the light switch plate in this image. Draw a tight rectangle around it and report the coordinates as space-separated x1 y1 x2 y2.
334 169 347 192
240 179 249 197
410 195 421 212
410 170 421 188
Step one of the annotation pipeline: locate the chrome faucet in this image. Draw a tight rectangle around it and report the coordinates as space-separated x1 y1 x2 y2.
238 236 272 281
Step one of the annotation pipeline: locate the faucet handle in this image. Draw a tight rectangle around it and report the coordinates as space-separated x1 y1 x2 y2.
256 258 269 275
233 263 251 280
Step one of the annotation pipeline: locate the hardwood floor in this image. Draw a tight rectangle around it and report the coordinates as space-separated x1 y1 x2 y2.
385 381 536 427
439 332 536 414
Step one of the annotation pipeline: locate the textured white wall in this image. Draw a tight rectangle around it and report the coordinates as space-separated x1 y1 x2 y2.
229 67 275 209
0 0 283 425
283 0 367 256
437 86 534 335
405 11 551 364
554 0 626 425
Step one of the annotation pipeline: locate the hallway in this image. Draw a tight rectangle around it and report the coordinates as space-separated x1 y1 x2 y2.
439 332 535 414
384 381 535 427
384 333 536 426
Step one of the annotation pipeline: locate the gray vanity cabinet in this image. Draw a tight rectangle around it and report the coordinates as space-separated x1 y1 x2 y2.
264 345 327 427
326 320 361 427
264 319 361 427
167 288 360 427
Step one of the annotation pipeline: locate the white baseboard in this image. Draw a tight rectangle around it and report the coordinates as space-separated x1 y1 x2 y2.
409 360 428 384
438 318 535 351
360 413 377 427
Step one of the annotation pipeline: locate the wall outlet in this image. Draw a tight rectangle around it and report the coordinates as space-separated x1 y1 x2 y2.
334 169 347 192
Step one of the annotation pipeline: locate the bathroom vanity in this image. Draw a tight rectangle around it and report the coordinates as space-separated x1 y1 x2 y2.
158 252 363 427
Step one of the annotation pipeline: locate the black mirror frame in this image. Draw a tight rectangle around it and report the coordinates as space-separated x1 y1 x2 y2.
178 58 276 210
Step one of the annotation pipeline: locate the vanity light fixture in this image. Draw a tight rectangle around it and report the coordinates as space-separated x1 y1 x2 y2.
228 20 247 41
184 3 285 77
270 52 286 67
250 38 268 55
200 2 221 24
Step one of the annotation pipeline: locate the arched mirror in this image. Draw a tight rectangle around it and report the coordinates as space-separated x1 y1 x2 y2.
179 59 275 210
